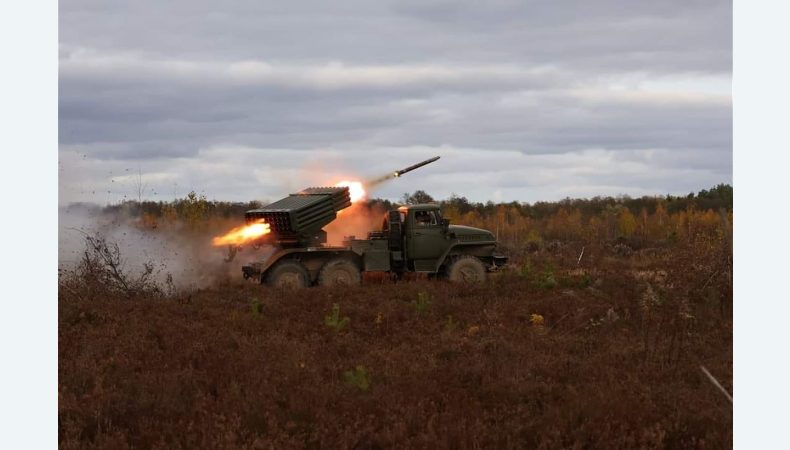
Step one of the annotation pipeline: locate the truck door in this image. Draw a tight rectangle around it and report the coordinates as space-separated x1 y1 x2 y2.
407 209 446 270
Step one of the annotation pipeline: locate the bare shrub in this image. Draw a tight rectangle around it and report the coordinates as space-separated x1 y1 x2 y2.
60 232 173 299
611 242 634 257
545 240 563 254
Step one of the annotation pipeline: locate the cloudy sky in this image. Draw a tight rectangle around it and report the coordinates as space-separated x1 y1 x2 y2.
59 0 731 204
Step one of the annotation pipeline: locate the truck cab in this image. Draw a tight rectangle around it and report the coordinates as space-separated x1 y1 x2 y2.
375 204 507 274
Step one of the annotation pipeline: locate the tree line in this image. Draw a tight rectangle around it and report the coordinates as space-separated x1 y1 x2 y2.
69 183 732 246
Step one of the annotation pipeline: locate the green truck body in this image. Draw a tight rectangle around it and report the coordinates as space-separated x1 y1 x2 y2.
240 186 507 287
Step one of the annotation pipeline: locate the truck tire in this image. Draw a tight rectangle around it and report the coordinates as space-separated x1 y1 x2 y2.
317 258 362 287
446 255 487 284
264 260 311 289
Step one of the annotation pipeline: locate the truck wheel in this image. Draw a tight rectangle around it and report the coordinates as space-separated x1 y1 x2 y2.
317 258 362 287
264 260 311 289
446 255 486 284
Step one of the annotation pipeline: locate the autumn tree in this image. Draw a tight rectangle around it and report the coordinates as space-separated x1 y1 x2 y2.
402 190 435 204
442 204 461 223
617 207 637 237
178 191 210 230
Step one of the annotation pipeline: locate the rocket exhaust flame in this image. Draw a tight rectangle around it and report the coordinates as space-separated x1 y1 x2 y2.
214 156 440 252
335 180 366 203
212 219 270 246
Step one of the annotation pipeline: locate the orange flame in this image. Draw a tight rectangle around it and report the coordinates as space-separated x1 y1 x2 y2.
212 219 270 246
335 180 366 203
213 179 365 248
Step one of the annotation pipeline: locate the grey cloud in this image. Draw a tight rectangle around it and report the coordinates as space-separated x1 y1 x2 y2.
61 1 731 71
59 0 731 204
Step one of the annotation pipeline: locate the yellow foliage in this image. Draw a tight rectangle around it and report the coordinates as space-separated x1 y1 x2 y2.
442 204 461 222
161 204 178 224
140 212 159 229
618 208 637 237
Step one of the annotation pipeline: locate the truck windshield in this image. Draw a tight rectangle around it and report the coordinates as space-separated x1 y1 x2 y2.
415 210 439 227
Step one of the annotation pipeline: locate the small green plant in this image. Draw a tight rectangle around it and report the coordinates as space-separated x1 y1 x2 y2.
535 265 557 289
558 272 593 288
524 229 543 252
444 315 458 332
250 297 263 316
324 303 350 331
414 291 432 315
519 260 532 279
343 365 370 391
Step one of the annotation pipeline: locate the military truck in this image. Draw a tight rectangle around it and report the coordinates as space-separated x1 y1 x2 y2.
240 186 508 288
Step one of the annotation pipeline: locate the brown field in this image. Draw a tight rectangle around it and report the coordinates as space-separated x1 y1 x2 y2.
59 234 732 448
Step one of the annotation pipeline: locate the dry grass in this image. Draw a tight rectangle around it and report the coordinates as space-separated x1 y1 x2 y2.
59 239 731 449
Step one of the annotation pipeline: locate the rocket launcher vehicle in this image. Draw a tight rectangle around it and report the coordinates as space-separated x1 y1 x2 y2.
243 156 441 247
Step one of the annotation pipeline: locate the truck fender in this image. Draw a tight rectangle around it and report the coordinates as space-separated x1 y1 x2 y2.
255 248 309 279
434 242 494 273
